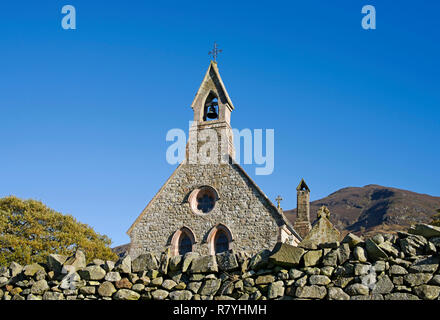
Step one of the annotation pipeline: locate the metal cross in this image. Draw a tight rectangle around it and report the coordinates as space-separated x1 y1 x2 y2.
209 42 222 62
275 195 283 209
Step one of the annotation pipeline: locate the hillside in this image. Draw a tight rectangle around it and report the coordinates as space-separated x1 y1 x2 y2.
284 184 440 238
112 243 130 257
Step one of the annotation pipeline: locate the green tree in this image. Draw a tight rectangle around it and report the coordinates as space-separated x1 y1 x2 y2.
0 196 117 266
431 209 440 227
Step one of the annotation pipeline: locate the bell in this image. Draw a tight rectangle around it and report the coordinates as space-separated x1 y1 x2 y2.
206 104 218 119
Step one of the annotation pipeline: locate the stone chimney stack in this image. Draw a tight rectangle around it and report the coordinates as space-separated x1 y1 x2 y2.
294 179 312 238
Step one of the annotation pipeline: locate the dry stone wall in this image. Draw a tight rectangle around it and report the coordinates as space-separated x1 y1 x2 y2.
2 223 440 301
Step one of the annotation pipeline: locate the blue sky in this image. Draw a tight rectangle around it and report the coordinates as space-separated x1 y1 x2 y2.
0 1 439 246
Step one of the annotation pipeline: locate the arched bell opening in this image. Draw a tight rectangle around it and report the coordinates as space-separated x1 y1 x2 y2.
203 92 219 121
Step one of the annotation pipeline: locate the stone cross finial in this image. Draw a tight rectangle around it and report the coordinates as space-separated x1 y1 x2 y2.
317 206 330 219
209 42 222 62
275 195 283 210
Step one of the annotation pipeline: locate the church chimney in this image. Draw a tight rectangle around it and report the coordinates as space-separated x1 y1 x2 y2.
294 179 312 238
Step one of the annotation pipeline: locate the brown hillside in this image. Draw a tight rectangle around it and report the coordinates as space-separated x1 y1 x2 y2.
112 243 130 258
284 184 440 238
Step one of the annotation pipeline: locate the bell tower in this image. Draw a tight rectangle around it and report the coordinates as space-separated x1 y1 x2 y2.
294 179 312 238
186 61 235 164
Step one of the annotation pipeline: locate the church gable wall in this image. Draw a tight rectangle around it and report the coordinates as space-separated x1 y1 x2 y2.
129 162 284 258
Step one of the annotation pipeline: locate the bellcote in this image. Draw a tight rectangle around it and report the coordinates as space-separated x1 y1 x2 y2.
186 61 236 163
190 61 234 125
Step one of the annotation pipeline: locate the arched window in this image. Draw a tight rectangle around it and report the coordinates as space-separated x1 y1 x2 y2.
214 231 229 254
206 224 233 255
179 233 193 255
170 227 196 256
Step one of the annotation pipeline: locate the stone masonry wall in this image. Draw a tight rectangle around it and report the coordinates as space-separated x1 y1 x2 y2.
2 223 440 300
129 162 285 258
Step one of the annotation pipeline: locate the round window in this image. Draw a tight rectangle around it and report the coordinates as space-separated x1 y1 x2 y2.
189 186 218 215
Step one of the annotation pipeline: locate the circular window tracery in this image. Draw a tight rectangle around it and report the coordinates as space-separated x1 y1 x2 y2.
189 186 218 215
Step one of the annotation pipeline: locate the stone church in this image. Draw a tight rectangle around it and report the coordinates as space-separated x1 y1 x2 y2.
127 61 313 258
